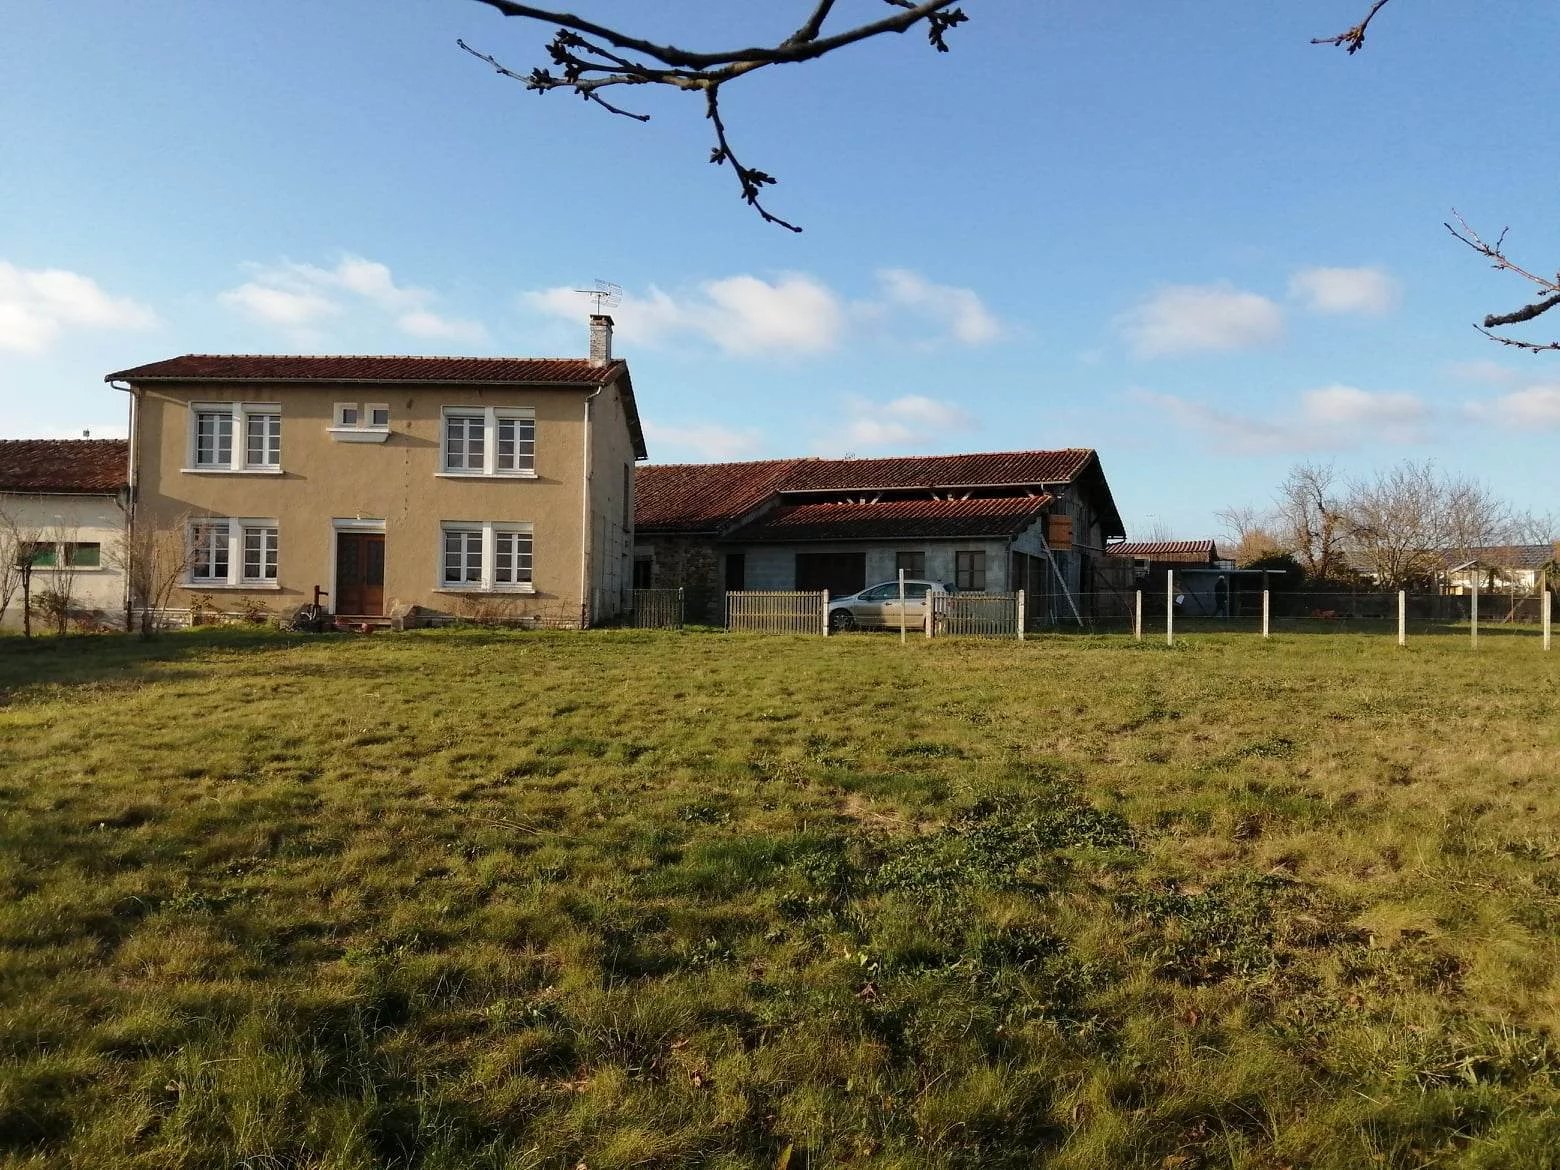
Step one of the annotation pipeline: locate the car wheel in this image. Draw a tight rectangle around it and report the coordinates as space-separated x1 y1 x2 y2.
829 609 855 632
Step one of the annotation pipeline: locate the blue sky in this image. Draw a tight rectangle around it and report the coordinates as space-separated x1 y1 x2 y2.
3 1 1558 538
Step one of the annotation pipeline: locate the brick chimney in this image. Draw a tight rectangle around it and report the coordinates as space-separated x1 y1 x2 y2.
589 314 614 366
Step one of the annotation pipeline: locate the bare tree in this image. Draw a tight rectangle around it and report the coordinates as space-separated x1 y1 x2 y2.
457 1 970 230
0 503 24 629
0 506 48 638
31 520 84 635
1340 461 1444 590
1274 462 1349 582
1214 504 1285 567
112 513 200 638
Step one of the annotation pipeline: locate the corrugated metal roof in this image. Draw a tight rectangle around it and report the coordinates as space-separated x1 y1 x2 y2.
723 495 1052 542
1442 544 1556 571
0 439 128 495
1108 540 1219 563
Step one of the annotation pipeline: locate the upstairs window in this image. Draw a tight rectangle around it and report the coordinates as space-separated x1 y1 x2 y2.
331 402 392 443
189 403 281 471
442 407 536 476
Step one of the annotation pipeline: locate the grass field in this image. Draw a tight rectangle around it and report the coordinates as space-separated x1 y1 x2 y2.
0 627 1557 1169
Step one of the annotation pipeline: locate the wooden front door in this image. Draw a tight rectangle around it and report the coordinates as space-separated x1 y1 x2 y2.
336 533 385 616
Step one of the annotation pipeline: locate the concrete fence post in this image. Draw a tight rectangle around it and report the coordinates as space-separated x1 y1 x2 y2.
1471 578 1479 650
1543 589 1552 652
1134 589 1142 642
821 590 830 637
899 569 907 645
1261 590 1270 639
1017 589 1026 641
1166 569 1175 647
1397 590 1406 647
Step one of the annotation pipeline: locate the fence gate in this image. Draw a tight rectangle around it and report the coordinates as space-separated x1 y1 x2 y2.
630 588 684 629
726 590 827 634
935 592 1020 638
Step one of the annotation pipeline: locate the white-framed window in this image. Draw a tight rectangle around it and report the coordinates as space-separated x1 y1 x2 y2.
441 407 536 476
439 521 534 591
188 518 280 587
188 403 281 472
329 401 392 443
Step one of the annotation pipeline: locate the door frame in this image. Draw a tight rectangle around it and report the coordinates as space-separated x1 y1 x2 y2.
330 518 386 615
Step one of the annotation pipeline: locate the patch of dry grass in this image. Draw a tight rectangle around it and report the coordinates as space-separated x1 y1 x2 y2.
0 626 1556 1167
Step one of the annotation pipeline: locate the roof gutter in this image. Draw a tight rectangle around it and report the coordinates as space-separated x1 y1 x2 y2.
579 386 603 626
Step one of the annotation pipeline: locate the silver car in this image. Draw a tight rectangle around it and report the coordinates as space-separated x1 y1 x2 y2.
827 579 949 632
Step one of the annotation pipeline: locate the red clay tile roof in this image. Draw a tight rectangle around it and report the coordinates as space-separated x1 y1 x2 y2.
1109 540 1219 563
780 449 1094 492
723 496 1053 543
106 354 647 459
105 354 626 385
634 458 806 533
0 439 128 495
636 449 1113 535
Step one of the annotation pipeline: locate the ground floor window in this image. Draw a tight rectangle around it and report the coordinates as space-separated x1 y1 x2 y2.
895 550 926 578
955 550 987 592
440 521 534 591
633 556 654 589
190 519 279 586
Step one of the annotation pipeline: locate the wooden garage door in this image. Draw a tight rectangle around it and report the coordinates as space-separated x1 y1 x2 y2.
795 552 866 596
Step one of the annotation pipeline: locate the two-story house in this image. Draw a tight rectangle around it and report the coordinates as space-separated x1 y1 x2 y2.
108 316 646 627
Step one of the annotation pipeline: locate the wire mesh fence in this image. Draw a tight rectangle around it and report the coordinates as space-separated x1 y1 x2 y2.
1035 589 1555 646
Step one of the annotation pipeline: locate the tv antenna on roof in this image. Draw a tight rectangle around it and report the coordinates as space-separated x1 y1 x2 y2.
574 279 622 314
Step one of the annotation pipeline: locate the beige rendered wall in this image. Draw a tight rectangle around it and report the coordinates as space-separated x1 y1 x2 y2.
0 491 127 626
585 381 639 620
131 381 605 624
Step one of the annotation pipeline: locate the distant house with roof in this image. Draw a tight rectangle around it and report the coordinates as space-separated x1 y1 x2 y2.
108 316 646 627
633 449 1127 624
1441 544 1558 595
0 438 130 627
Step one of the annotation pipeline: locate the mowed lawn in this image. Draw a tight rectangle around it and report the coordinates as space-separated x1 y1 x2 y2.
0 627 1557 1169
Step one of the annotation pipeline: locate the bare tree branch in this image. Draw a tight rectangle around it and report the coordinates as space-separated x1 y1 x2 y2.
458 0 971 229
1311 0 1396 54
1444 213 1560 351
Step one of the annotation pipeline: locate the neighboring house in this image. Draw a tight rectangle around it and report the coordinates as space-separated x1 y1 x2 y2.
1107 540 1254 616
1442 544 1558 595
634 449 1127 624
108 316 646 626
0 438 130 627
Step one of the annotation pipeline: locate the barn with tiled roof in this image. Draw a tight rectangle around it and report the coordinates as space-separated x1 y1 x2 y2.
633 449 1128 625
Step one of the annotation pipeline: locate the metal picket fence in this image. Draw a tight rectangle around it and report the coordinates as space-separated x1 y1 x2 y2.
726 590 828 634
935 591 1022 638
630 588 684 629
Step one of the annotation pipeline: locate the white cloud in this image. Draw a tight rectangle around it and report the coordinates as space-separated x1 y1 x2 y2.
1289 266 1400 316
1136 383 1429 454
1120 283 1284 357
521 268 999 356
218 283 339 328
1445 359 1521 386
643 420 763 461
0 261 156 354
1467 384 1560 429
837 394 974 450
220 255 486 343
874 268 1001 344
